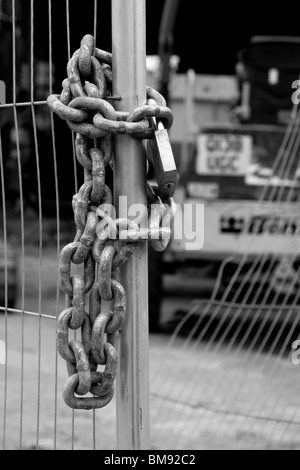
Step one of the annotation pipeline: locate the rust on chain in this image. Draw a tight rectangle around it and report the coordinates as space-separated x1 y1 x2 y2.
74 181 93 232
149 196 166 229
91 282 125 358
92 223 119 264
75 134 92 171
102 64 113 86
92 231 116 266
127 104 174 131
92 343 118 397
69 96 117 120
63 372 114 410
69 274 86 329
106 331 120 359
93 112 150 136
57 308 76 363
69 339 92 396
65 295 73 309
93 218 139 264
150 197 176 252
67 53 86 98
90 186 113 220
100 135 113 166
84 168 92 183
118 227 172 252
67 120 108 139
101 185 113 205
146 182 159 206
60 83 72 105
90 56 107 98
50 34 176 410
149 230 172 252
74 181 113 235
89 282 102 325
74 46 112 88
161 197 177 229
80 211 99 248
62 78 69 89
105 279 126 334
66 361 77 378
57 308 92 362
47 95 88 122
83 251 96 293
89 148 106 203
58 242 95 295
84 82 100 98
146 86 167 107
73 227 83 244
91 310 113 365
59 243 81 296
66 357 98 379
112 243 138 270
99 245 117 301
71 242 90 265
116 111 130 121
78 34 94 79
94 48 112 65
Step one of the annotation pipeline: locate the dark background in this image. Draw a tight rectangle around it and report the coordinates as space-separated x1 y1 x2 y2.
33 0 300 78
2 0 300 95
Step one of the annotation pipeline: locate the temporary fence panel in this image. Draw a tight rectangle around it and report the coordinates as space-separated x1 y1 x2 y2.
0 0 118 450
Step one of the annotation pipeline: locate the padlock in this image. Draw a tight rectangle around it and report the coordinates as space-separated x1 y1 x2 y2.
147 118 177 201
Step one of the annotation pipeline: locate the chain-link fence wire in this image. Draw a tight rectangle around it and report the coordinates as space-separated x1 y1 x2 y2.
0 0 182 451
150 104 300 449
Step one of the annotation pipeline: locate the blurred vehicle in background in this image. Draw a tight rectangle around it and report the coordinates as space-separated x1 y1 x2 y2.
147 2 300 327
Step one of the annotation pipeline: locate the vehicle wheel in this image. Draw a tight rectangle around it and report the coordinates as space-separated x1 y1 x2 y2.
148 244 163 332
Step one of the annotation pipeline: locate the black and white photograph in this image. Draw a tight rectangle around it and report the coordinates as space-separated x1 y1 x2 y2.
0 0 300 454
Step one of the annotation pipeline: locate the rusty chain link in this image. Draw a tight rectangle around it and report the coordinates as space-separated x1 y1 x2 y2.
48 34 177 410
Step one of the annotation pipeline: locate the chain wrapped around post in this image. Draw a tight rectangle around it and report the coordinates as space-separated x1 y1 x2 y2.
48 34 177 410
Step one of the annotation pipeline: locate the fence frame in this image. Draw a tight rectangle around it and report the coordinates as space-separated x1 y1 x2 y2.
112 0 150 450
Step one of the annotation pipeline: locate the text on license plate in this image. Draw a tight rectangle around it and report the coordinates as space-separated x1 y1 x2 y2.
196 134 252 176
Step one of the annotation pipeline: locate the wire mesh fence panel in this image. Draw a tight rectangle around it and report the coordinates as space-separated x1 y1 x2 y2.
0 0 117 450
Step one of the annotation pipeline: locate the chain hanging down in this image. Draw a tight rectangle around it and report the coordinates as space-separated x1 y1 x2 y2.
48 34 177 410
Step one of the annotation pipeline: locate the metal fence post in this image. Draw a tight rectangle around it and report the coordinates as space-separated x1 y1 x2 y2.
111 0 150 450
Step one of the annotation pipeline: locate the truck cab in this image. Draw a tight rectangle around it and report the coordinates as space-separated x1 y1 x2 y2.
151 35 300 316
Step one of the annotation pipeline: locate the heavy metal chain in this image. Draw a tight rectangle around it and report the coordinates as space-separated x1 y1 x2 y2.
47 34 176 410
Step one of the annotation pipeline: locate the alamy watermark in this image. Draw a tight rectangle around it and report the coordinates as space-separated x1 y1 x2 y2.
291 340 300 366
94 196 204 252
292 81 300 105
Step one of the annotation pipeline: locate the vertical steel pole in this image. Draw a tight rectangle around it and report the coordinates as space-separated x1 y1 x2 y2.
111 0 150 450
